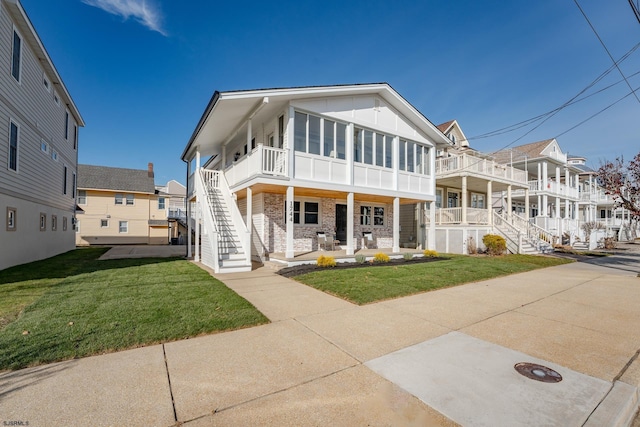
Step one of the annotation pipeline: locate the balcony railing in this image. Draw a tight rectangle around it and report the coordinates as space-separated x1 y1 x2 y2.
512 180 579 199
435 153 528 184
579 191 612 203
428 207 490 225
224 145 287 188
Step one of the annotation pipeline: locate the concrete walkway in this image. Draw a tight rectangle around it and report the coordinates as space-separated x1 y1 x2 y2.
1 248 640 426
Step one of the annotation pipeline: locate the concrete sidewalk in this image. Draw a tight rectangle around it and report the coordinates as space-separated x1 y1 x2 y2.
1 254 640 426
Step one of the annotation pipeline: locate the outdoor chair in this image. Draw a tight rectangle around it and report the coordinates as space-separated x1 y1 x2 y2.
317 232 332 251
362 231 376 249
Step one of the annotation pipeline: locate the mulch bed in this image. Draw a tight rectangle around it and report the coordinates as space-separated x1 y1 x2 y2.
276 256 448 278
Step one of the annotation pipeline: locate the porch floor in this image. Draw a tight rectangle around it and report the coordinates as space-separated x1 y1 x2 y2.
267 247 424 266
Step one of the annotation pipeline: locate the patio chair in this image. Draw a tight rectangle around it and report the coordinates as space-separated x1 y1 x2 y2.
316 231 331 251
362 231 376 249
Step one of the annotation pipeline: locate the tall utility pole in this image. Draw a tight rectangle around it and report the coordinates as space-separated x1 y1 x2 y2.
630 0 640 23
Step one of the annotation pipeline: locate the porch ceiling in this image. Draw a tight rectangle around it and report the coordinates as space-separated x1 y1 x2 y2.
236 183 423 205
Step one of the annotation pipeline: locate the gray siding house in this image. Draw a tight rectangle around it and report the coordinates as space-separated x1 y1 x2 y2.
0 0 84 270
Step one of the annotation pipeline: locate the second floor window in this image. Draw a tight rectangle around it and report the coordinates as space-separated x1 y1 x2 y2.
78 190 87 205
158 197 166 209
126 194 134 205
294 112 346 158
115 194 123 205
11 31 21 82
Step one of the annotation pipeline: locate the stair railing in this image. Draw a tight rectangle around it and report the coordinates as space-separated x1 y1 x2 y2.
201 169 251 266
492 211 522 254
194 170 220 273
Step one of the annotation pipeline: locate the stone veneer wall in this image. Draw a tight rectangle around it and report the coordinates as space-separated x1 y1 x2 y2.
262 193 394 254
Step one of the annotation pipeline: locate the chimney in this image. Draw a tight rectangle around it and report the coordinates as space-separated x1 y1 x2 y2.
148 162 154 178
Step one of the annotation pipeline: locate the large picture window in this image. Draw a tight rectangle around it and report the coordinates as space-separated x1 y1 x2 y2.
399 139 430 175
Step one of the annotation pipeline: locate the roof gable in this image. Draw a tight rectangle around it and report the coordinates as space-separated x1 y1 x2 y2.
78 164 156 194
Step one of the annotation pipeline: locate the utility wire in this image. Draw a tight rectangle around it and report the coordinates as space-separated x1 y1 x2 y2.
574 0 640 105
630 0 640 24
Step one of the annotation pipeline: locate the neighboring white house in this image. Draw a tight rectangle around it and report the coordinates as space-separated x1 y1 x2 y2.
0 0 84 270
181 84 452 273
156 179 188 243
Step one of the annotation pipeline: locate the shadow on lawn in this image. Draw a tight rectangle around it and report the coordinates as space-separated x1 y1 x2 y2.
0 248 183 285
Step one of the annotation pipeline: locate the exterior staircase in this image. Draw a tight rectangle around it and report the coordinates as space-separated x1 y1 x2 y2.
492 211 554 255
196 169 252 273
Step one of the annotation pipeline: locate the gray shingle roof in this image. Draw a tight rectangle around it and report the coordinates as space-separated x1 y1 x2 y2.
78 164 156 193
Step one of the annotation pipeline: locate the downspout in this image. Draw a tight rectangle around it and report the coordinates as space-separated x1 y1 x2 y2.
182 157 189 259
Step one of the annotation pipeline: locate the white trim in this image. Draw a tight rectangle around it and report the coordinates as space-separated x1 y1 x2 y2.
118 220 128 233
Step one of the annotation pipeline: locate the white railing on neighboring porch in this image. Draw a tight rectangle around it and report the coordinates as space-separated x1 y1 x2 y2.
225 146 287 187
435 153 528 184
429 207 489 225
518 180 579 199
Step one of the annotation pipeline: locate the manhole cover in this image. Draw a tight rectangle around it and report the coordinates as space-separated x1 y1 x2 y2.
514 362 562 383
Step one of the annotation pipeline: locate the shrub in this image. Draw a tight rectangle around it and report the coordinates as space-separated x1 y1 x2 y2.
316 255 336 268
355 254 367 264
482 234 506 256
423 249 439 258
403 252 414 261
373 252 390 263
603 237 616 249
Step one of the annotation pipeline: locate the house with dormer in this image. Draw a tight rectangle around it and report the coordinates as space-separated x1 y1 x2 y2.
181 84 452 273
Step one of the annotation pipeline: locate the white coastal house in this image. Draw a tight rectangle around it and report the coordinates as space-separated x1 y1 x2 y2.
0 0 84 270
181 84 452 273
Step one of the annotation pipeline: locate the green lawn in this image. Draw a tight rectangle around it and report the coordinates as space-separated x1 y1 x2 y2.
293 254 573 305
0 248 268 370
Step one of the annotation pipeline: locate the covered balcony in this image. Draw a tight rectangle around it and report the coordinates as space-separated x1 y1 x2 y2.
436 152 528 184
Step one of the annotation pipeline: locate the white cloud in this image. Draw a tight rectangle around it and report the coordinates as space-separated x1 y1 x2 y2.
82 0 167 36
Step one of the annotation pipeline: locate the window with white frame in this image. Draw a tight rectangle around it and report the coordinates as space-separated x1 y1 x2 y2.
78 190 87 205
115 193 123 205
43 75 51 92
54 92 60 106
40 213 46 231
399 139 430 175
435 188 443 208
294 111 346 159
119 221 128 233
63 165 67 194
6 207 16 231
40 140 49 154
354 128 394 168
64 111 69 140
11 30 21 82
51 149 58 161
126 194 134 205
8 121 18 171
158 197 166 209
52 215 57 231
101 219 109 228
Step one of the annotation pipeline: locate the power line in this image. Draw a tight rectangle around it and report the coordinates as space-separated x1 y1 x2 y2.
630 0 640 24
574 0 640 105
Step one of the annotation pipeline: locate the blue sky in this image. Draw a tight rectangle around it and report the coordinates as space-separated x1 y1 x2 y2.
21 0 640 185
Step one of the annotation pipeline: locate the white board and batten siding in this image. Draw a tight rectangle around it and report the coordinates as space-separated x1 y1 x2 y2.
0 2 81 270
237 193 266 261
290 95 435 196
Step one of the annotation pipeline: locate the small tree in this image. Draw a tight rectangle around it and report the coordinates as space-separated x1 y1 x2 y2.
597 153 640 221
581 221 604 242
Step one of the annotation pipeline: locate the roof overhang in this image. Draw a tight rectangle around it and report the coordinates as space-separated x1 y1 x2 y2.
181 83 452 161
5 0 84 127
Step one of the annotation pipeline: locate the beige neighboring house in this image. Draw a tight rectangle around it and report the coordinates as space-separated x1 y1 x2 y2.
76 163 169 245
0 0 84 270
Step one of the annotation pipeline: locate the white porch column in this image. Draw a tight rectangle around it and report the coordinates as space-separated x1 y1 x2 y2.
507 184 512 215
393 197 400 253
542 194 548 216
346 192 354 255
486 180 493 225
555 197 561 218
461 175 468 224
428 201 436 250
247 119 252 151
537 195 541 217
556 166 561 186
194 150 201 262
525 188 530 221
564 199 570 219
392 136 399 191
287 107 295 179
285 186 294 259
542 162 548 190
346 123 354 186
537 163 542 189
246 186 252 235
187 159 193 258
